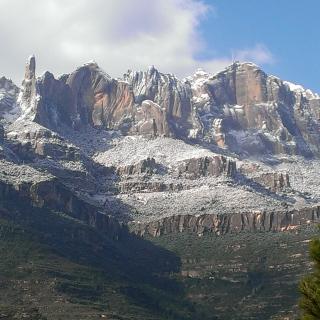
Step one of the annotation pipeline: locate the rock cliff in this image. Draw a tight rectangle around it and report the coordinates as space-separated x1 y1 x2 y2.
14 57 320 158
175 155 236 179
0 76 20 123
252 172 290 192
189 62 320 156
0 160 122 238
130 205 320 237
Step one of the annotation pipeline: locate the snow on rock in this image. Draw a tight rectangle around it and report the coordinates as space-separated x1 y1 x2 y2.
284 81 319 99
185 68 211 90
93 135 218 168
0 77 20 125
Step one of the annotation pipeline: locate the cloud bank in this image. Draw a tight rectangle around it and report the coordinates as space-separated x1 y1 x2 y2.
0 0 273 83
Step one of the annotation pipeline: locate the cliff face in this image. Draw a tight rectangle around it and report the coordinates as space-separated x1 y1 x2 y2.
191 63 320 156
130 205 320 237
20 62 135 131
115 157 158 176
20 59 195 137
252 172 290 192
65 63 136 130
0 76 20 123
0 161 123 238
124 66 197 137
15 57 320 157
175 155 236 179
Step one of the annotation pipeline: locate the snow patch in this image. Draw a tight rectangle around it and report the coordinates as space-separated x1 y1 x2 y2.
284 81 319 99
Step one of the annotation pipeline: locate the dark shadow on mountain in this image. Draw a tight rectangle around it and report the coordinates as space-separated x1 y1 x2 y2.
233 172 296 204
0 196 213 319
4 129 139 223
277 104 314 158
61 125 119 155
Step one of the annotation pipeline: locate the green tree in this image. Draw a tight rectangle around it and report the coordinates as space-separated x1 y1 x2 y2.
299 230 320 320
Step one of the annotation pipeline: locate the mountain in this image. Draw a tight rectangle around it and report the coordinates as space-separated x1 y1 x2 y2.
1 56 320 319
15 56 320 156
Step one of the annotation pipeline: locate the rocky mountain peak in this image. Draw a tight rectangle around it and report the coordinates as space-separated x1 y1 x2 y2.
18 55 38 120
147 65 158 75
3 56 319 157
25 55 36 81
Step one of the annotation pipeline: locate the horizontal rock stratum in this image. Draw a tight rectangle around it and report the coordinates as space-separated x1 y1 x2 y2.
130 206 320 237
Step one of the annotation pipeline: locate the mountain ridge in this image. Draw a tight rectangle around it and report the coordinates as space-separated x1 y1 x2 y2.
3 56 320 158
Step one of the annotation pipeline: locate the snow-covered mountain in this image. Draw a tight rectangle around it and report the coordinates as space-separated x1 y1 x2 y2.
5 56 320 158
1 56 320 232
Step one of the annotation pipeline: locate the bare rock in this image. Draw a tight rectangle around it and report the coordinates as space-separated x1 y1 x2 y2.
116 157 158 176
19 55 37 118
0 161 122 237
118 180 183 193
175 155 236 179
17 57 320 158
131 205 320 237
252 172 290 192
0 76 20 123
134 100 170 137
0 124 4 143
124 66 198 138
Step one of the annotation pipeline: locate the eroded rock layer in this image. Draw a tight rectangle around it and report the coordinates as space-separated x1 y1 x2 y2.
130 205 320 237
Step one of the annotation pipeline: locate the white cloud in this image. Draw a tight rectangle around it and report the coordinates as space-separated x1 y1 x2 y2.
0 0 273 84
235 43 275 65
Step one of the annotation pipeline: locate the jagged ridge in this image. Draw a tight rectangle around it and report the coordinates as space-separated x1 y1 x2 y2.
2 56 319 157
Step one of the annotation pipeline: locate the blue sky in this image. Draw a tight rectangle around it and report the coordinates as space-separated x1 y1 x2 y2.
0 0 318 92
198 0 319 91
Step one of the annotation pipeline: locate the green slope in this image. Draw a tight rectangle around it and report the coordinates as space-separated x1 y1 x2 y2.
149 228 318 320
0 196 317 319
0 199 214 320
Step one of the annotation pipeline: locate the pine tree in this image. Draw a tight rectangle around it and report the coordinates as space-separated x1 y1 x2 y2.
299 230 320 320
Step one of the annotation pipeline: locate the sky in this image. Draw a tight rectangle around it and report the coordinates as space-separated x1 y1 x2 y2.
0 0 319 92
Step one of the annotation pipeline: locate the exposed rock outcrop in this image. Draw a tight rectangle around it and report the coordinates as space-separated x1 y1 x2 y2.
19 55 38 119
131 206 320 237
118 180 183 193
19 60 135 131
116 158 158 176
175 155 236 179
66 63 135 130
134 100 170 137
16 56 320 158
0 76 20 123
124 66 198 138
8 129 81 162
193 62 320 156
0 124 4 142
18 58 198 138
252 172 290 192
0 163 123 238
